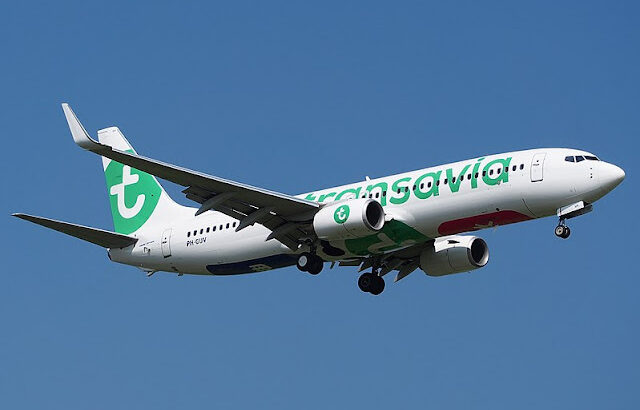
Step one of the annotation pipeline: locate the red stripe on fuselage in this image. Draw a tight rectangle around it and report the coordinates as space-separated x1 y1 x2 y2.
438 210 533 236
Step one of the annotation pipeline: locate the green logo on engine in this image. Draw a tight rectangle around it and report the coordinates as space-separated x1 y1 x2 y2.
334 205 350 224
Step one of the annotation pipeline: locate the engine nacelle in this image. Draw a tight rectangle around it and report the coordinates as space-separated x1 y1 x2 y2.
420 235 489 277
313 199 385 240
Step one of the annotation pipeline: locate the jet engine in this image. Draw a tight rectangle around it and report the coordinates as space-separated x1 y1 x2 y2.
420 235 489 276
313 199 385 240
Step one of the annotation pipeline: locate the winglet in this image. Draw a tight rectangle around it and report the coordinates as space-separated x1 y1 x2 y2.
61 103 104 151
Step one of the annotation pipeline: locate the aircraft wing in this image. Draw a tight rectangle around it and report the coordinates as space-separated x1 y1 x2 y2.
13 213 137 249
62 104 319 250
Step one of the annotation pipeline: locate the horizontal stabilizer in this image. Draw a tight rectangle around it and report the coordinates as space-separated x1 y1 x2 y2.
12 213 137 249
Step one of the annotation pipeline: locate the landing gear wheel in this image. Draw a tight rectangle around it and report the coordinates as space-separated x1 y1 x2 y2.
307 258 324 275
555 224 571 239
296 252 313 271
297 253 324 274
358 272 385 295
358 272 375 292
370 276 385 295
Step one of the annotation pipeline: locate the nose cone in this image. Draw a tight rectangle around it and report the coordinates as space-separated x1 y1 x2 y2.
600 163 625 194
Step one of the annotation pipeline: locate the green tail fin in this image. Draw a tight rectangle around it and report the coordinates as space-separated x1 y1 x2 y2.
98 127 180 235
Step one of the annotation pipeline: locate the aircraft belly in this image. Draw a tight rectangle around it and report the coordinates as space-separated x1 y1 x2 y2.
206 254 297 275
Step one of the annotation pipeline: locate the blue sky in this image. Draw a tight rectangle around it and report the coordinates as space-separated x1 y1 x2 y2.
1 1 638 408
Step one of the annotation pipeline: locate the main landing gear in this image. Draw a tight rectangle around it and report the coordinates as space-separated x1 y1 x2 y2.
555 219 571 239
297 252 324 275
358 271 385 295
297 251 386 295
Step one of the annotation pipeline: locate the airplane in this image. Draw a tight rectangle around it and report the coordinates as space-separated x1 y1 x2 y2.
13 104 625 295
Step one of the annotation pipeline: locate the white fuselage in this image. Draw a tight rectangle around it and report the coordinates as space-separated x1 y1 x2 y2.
108 148 624 275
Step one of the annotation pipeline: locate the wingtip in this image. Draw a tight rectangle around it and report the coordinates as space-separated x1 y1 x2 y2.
60 102 72 117
61 103 103 151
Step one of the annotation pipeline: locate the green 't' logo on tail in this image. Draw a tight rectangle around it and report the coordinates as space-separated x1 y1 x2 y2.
104 157 161 235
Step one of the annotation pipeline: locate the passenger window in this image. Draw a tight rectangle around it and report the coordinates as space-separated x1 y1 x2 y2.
226 223 230 229
428 182 432 188
497 168 501 173
187 231 191 238
452 177 456 183
436 180 440 186
444 179 448 184
420 183 424 189
219 225 223 230
489 169 494 175
200 229 203 234
512 165 516 171
396 188 401 194
382 191 386 197
193 230 197 236
475 172 479 178
233 222 237 227
375 192 379 198
213 226 217 232
206 227 210 233
576 156 585 162
482 171 486 176
520 164 524 170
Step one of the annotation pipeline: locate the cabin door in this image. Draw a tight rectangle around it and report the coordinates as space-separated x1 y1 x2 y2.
161 229 172 258
530 153 546 182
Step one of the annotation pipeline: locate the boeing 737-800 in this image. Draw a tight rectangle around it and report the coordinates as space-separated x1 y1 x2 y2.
13 104 625 295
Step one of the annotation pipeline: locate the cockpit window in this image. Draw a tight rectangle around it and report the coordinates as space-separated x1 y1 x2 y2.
566 154 600 163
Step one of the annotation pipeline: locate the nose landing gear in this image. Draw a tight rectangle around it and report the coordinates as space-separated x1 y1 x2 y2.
555 219 571 239
358 271 385 295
